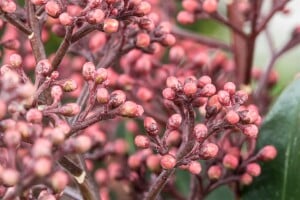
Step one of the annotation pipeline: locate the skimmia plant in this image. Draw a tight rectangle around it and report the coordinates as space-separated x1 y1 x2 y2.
0 0 298 200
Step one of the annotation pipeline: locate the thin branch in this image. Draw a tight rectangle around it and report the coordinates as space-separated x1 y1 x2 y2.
0 12 31 35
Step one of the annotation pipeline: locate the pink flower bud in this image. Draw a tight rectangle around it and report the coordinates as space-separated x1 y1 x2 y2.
59 12 73 26
183 82 197 96
36 59 52 75
224 82 236 95
26 108 43 123
162 34 176 46
223 154 239 169
1 168 19 186
182 0 199 12
134 135 150 148
82 62 96 80
206 95 222 115
160 154 176 169
136 33 151 48
226 110 240 124
217 90 230 106
0 100 7 119
240 173 253 185
96 88 110 104
95 68 108 84
144 117 159 135
259 145 277 161
86 9 105 24
103 18 119 33
49 127 65 144
9 53 22 68
201 83 216 97
199 143 219 159
168 114 182 129
136 1 151 15
177 11 195 25
207 165 222 180
114 139 129 155
45 0 61 17
137 87 153 102
74 135 92 153
51 85 63 101
95 169 108 186
128 154 143 170
166 76 182 91
34 157 52 177
146 154 161 172
4 129 21 147
32 138 52 158
31 0 46 5
246 163 261 177
240 110 259 124
197 76 212 88
60 103 81 116
109 90 126 107
194 123 208 142
243 124 258 138
162 88 176 100
235 90 248 104
166 130 181 146
169 45 185 62
188 161 202 174
202 0 218 13
62 79 78 92
119 101 143 118
1 0 16 13
51 171 69 192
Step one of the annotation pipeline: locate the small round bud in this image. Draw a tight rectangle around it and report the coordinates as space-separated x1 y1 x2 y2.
223 154 239 169
31 0 46 5
34 157 52 177
240 110 259 124
4 130 21 147
217 90 230 106
74 135 92 153
146 154 161 172
166 76 182 91
9 53 22 68
162 34 176 46
136 33 151 48
199 143 219 159
26 108 43 123
235 90 248 104
201 83 216 97
128 154 143 170
51 85 63 101
160 154 176 169
194 123 208 142
51 171 69 192
95 169 108 186
62 80 78 92
109 90 126 108
82 62 96 80
182 0 199 12
32 138 52 158
103 18 119 33
169 45 185 62
207 165 222 180
60 103 81 116
183 82 197 96
45 0 61 17
1 0 16 13
36 59 52 75
258 145 277 161
202 0 218 13
59 12 73 26
144 117 159 135
96 88 110 104
206 95 222 116
240 173 253 185
224 82 236 95
114 139 129 155
177 11 195 24
136 1 151 15
243 124 258 138
168 114 182 129
225 110 240 124
162 88 176 100
198 76 212 88
86 9 105 24
1 168 19 186
95 68 108 84
246 163 261 177
119 101 143 118
134 135 150 148
188 161 202 174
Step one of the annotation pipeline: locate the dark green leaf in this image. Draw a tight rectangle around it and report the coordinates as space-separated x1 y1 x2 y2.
205 186 234 200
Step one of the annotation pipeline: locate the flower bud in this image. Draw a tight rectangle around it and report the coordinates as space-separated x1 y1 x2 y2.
119 101 143 117
162 88 176 100
31 0 46 5
4 129 21 147
188 161 202 174
177 11 195 24
134 135 150 148
206 95 222 116
225 110 240 124
45 0 61 17
1 0 16 13
199 143 219 159
51 171 69 192
103 18 119 33
258 145 277 161
235 90 248 104
207 165 222 180
240 110 259 124
144 117 159 135
128 154 143 170
223 154 239 169
95 68 108 84
82 62 95 80
59 12 73 26
137 87 153 102
146 154 161 172
162 34 176 46
51 85 63 101
201 83 216 97
60 103 81 116
224 82 236 95
109 90 126 108
197 75 212 88
169 45 185 62
160 154 176 169
34 157 52 177
49 127 65 144
168 114 182 129
114 139 129 155
243 124 258 138
26 108 43 123
0 100 7 119
182 0 199 12
86 9 105 24
36 59 52 75
246 163 261 177
136 33 151 48
9 53 22 68
166 76 182 91
74 135 92 153
183 82 197 96
96 88 110 104
136 1 151 15
62 80 78 92
202 0 218 13
95 169 108 186
217 90 230 106
194 123 208 142
1 168 19 186
240 173 253 185
32 138 52 158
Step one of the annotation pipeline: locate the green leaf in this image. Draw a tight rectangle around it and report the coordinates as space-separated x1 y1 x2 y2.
205 186 234 200
242 79 300 200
